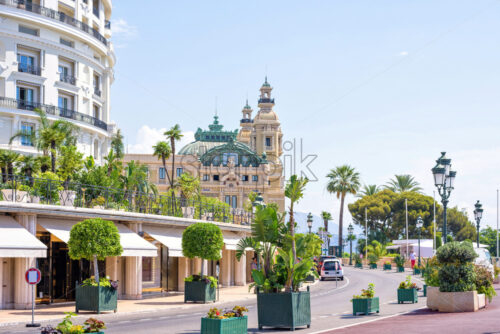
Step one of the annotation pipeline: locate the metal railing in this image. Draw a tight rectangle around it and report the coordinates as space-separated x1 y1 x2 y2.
59 74 76 85
0 0 108 46
258 98 275 104
18 63 41 75
0 97 108 131
0 174 253 225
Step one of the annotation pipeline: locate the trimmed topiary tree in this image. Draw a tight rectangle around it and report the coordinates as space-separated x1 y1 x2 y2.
182 222 224 277
68 218 123 282
436 241 477 292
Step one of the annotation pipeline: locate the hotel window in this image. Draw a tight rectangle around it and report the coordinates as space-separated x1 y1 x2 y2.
93 104 100 119
202 174 209 181
213 175 219 181
176 168 183 177
252 175 258 182
17 86 34 104
159 167 166 179
93 0 99 17
225 195 237 208
20 122 35 146
17 54 36 74
265 137 272 147
93 73 101 96
58 94 72 111
241 175 249 182
19 25 38 36
60 38 74 48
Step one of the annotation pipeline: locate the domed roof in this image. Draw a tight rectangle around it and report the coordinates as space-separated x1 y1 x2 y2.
254 110 279 121
178 141 225 156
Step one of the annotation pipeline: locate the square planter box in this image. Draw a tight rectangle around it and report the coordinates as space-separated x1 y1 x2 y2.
423 284 427 297
426 286 440 311
369 263 377 269
383 264 392 270
437 290 478 312
75 285 117 314
201 316 247 334
257 290 311 330
413 268 421 275
355 263 363 268
185 280 216 303
352 297 379 315
1 189 28 203
397 266 405 272
397 288 418 304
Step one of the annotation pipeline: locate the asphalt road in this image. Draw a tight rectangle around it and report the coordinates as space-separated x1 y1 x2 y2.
3 267 426 334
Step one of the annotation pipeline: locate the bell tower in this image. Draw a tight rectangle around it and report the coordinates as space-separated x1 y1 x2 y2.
237 100 253 146
251 77 283 163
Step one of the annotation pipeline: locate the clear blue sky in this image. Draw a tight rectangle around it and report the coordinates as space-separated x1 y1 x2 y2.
110 0 500 232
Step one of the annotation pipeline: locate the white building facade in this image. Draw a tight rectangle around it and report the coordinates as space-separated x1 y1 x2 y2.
0 0 115 163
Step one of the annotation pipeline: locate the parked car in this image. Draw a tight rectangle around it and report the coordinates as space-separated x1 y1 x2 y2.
474 246 494 277
320 259 344 281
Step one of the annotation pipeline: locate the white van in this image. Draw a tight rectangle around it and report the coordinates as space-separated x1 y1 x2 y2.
474 247 494 277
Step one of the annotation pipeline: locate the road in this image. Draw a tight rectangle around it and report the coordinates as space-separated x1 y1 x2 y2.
3 267 425 333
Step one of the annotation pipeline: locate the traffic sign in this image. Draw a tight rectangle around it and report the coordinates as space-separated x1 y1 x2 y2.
25 268 41 285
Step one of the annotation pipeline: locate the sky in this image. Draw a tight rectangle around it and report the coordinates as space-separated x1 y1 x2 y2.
109 0 500 235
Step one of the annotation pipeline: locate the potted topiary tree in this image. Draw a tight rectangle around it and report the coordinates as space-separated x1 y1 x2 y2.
68 218 122 314
354 253 363 268
182 222 224 303
368 254 378 269
352 283 379 315
383 261 392 271
397 275 418 304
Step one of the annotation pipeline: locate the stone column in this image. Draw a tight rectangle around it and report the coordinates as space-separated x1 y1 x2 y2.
124 223 142 300
177 257 189 292
14 215 36 309
220 249 231 287
234 251 246 286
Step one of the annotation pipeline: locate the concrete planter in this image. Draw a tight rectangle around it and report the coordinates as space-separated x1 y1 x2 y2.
430 290 479 312
477 294 486 309
397 288 418 304
75 285 117 314
1 189 28 203
352 297 379 315
257 290 311 331
201 316 247 334
59 190 76 206
184 280 216 303
426 286 440 311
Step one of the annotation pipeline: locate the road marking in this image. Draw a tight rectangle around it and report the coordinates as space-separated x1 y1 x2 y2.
308 306 427 334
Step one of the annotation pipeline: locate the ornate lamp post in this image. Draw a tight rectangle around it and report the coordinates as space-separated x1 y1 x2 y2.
307 212 313 234
474 200 483 248
252 193 265 212
431 152 456 244
348 223 354 265
416 216 423 267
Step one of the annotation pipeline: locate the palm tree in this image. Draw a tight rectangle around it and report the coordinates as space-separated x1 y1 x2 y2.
110 129 125 159
0 150 21 181
284 174 308 292
385 174 422 193
164 124 183 190
357 184 380 197
10 109 78 172
152 141 172 186
104 150 122 177
326 165 361 256
320 211 332 232
18 155 40 178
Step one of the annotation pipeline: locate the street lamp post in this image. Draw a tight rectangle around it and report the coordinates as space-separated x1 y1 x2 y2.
416 216 423 267
474 200 483 248
348 223 354 266
307 212 313 234
431 152 456 244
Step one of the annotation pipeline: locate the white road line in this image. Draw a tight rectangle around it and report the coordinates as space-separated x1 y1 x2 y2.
308 306 427 334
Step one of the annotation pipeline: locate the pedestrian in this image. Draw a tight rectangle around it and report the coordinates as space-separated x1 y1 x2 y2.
251 257 258 271
410 251 416 269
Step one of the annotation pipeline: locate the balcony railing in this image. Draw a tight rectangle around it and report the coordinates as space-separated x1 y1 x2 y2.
0 97 108 131
18 63 41 75
0 174 253 226
59 74 76 85
105 20 111 29
0 0 108 46
93 88 102 97
258 98 275 104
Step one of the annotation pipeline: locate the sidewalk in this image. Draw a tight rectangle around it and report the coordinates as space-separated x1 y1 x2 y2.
325 283 500 334
0 285 256 327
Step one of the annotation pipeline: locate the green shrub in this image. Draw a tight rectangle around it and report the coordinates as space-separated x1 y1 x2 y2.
33 171 63 202
398 275 418 289
354 253 362 265
368 253 378 265
438 263 476 292
394 255 406 267
184 275 218 288
352 283 375 299
474 265 497 302
436 241 477 265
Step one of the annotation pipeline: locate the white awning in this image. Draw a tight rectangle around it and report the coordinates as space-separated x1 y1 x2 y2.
223 231 243 250
38 219 157 257
0 216 47 257
143 226 184 257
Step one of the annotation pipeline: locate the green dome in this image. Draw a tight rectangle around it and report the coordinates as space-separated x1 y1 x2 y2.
178 141 225 156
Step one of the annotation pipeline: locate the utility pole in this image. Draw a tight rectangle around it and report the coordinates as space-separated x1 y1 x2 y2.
406 198 409 257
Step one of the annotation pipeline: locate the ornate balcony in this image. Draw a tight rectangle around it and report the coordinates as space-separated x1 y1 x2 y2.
18 63 41 75
0 0 108 46
0 97 108 131
59 74 77 85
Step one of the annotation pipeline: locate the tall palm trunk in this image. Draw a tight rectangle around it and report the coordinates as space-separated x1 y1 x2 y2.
338 193 345 256
50 141 56 172
162 155 171 185
170 140 176 213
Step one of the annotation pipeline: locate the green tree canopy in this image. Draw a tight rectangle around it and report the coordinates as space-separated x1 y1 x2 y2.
182 222 224 261
57 146 83 184
480 226 498 257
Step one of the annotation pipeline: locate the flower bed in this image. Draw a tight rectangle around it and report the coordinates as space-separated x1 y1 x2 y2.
352 283 379 315
397 276 418 304
201 306 248 334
